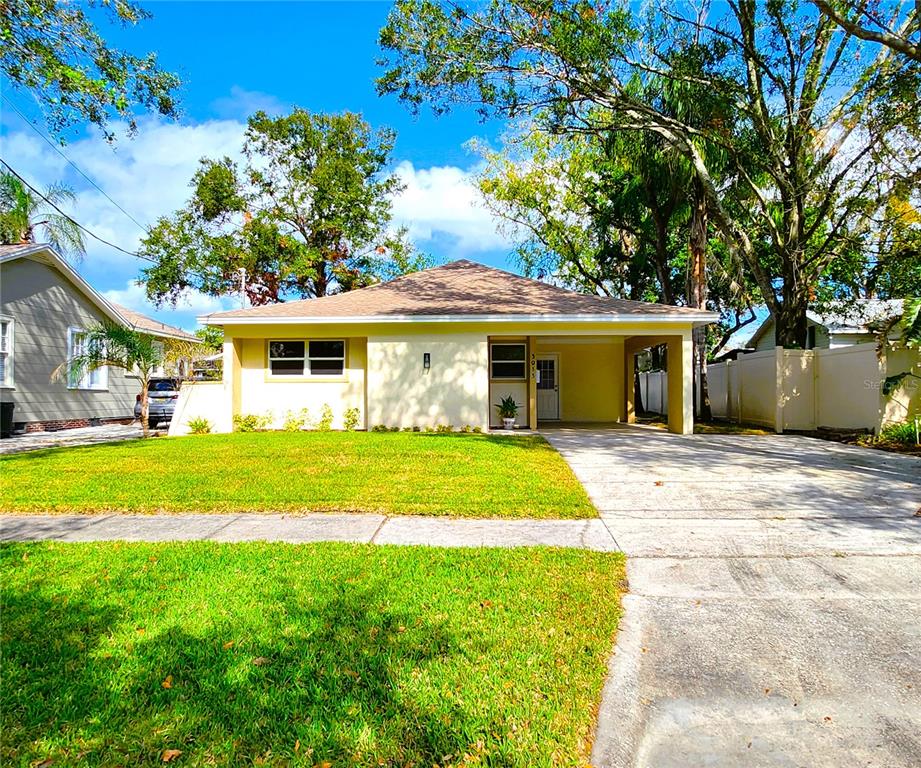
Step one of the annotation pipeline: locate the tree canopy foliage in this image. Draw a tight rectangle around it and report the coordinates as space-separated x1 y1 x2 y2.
1 0 180 140
379 0 921 349
139 109 430 306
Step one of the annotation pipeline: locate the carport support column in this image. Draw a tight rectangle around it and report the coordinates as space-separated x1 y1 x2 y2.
624 347 636 424
224 337 243 423
667 334 694 435
527 336 537 429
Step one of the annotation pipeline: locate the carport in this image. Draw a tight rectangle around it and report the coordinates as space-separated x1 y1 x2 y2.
492 332 695 434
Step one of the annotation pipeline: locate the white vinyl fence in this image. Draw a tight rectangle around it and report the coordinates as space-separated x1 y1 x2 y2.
641 344 920 434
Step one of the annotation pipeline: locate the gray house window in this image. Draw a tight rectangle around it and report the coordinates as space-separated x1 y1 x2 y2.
67 328 108 390
0 318 12 387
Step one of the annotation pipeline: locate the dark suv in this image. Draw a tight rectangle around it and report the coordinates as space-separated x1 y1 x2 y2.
135 378 181 428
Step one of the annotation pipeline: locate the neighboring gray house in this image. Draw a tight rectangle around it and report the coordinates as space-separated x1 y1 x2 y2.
0 243 198 432
747 299 905 351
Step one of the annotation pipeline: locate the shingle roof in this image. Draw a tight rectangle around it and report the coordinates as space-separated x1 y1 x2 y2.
203 260 711 322
110 303 200 342
0 243 48 260
747 298 907 346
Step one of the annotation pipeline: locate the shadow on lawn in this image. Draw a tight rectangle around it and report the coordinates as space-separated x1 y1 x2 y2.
2 580 496 766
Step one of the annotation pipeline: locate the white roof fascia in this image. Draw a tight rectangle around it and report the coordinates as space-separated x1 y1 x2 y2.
198 311 720 326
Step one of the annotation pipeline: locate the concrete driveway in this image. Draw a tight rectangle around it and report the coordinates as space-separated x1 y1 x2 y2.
543 426 921 768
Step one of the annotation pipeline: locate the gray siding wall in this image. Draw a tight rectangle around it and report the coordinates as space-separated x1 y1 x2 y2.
0 258 140 424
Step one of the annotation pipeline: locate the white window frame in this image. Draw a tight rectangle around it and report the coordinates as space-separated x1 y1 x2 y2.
0 317 13 388
267 339 347 378
67 327 108 391
268 340 307 377
490 342 527 381
307 339 345 377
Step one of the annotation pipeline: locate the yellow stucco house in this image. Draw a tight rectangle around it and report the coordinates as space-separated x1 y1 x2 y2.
173 260 716 435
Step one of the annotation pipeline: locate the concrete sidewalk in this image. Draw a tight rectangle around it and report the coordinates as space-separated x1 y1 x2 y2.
0 513 619 551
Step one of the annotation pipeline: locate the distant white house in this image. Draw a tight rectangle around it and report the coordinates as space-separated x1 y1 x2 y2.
747 299 904 351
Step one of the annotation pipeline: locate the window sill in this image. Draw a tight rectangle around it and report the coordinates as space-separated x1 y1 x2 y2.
0 384 15 390
67 386 110 392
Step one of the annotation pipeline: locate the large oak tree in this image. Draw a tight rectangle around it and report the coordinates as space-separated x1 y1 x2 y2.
139 109 427 306
378 0 920 347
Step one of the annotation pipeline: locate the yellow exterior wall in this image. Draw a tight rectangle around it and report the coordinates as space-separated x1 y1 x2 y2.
212 320 699 433
535 339 624 422
367 333 490 430
238 337 366 430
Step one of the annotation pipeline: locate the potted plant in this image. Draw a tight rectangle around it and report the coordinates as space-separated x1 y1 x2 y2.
495 395 519 430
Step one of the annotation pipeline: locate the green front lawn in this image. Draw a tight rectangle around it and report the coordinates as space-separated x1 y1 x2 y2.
0 432 595 518
1 542 625 767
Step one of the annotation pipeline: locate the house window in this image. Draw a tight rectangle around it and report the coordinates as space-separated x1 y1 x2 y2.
268 340 306 376
268 340 346 377
491 343 527 380
308 340 345 376
67 328 108 390
0 318 13 387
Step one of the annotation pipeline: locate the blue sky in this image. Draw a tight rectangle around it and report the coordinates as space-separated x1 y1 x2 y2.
2 1 512 330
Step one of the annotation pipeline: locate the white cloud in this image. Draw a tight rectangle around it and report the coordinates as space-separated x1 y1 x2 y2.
6 115 249 272
3 114 510 316
210 86 289 120
390 161 509 254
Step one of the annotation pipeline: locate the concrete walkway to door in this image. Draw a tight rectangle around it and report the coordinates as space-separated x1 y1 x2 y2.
543 425 921 768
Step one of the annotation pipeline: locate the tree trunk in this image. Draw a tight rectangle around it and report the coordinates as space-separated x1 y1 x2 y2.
774 279 810 348
140 379 150 438
688 177 712 421
648 210 676 305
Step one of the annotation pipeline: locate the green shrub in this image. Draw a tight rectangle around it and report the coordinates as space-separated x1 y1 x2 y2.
412 425 421 432
472 426 483 433
283 408 309 432
372 424 390 432
436 424 454 433
402 426 414 432
317 404 334 431
879 420 920 445
186 417 212 435
343 407 361 431
389 426 400 432
233 413 272 433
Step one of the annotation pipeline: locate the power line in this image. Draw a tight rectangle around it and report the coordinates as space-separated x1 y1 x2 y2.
0 160 235 309
0 159 154 261
1 94 149 235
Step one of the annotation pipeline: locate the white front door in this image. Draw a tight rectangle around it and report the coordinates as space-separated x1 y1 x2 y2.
536 355 559 420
